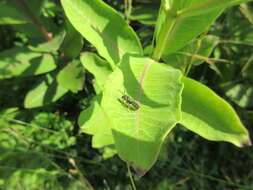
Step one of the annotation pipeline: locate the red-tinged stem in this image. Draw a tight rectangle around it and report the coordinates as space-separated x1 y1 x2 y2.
15 0 52 41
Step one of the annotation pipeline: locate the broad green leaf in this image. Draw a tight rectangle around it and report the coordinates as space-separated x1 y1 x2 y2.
80 52 113 91
78 95 114 148
0 47 56 79
225 83 253 108
61 0 143 64
29 33 66 53
163 35 219 70
180 77 251 147
101 54 183 174
57 60 85 93
24 74 68 108
60 21 84 59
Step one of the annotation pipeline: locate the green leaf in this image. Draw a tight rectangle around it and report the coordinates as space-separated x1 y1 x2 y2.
129 3 159 25
78 95 114 148
80 52 113 91
224 82 253 108
0 47 56 79
180 77 251 147
29 33 66 53
57 60 85 93
60 0 143 64
24 74 68 108
60 21 84 59
101 54 183 174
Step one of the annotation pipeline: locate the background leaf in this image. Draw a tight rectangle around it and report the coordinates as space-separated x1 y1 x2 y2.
129 3 159 25
24 74 68 108
224 82 253 108
57 60 85 93
29 32 66 53
0 47 56 79
60 21 84 59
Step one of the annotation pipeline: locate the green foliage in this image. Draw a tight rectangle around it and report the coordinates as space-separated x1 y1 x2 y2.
57 60 85 93
101 55 183 172
0 0 253 189
0 109 87 189
61 0 143 64
0 47 56 79
181 77 250 147
24 73 69 108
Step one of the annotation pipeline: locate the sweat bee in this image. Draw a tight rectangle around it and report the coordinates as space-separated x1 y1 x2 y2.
118 90 139 111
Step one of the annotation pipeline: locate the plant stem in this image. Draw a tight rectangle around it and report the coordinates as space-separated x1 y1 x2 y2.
125 0 132 21
241 54 253 73
152 0 180 61
127 163 137 190
15 0 52 41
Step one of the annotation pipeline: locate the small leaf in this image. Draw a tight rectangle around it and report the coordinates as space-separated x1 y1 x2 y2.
0 47 56 79
78 95 114 148
61 0 143 64
180 77 251 147
60 21 84 59
80 52 113 90
101 54 183 173
129 3 159 25
24 74 68 108
224 82 253 108
57 60 85 93
29 33 66 53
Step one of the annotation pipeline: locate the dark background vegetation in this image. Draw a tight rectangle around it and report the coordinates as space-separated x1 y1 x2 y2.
0 0 253 189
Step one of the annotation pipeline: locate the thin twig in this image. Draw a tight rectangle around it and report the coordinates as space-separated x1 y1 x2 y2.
15 0 52 41
127 163 137 190
219 39 253 47
241 54 253 73
178 51 230 64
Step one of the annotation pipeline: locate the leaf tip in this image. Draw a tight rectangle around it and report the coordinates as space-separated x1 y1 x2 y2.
240 139 252 147
126 161 148 177
131 165 148 177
